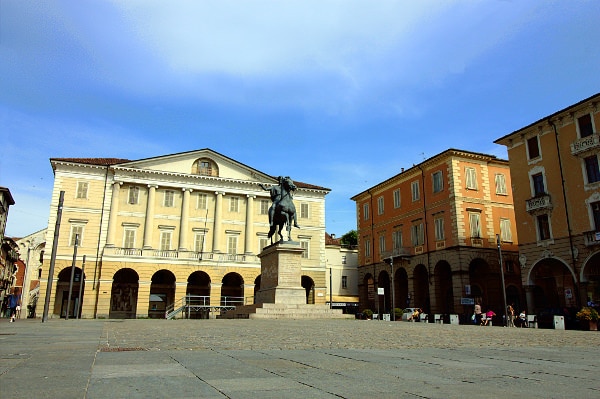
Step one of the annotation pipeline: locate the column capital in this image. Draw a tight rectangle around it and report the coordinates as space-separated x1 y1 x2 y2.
113 181 123 186
182 188 193 193
215 191 225 196
246 194 256 199
148 184 159 189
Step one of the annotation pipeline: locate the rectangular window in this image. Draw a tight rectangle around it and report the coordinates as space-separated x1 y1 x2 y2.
377 196 384 215
578 114 594 137
532 173 545 196
227 236 238 255
393 230 403 249
197 193 208 209
341 255 347 265
194 232 206 252
229 196 239 212
123 229 136 248
160 231 172 250
364 239 371 257
393 189 401 208
537 214 551 241
128 186 139 205
465 167 477 190
585 155 600 184
301 240 309 259
260 199 269 215
379 235 386 253
342 275 348 289
301 203 309 218
591 202 600 231
434 217 444 241
411 223 423 246
76 182 88 199
70 225 84 246
469 212 481 238
500 219 512 242
259 237 269 252
164 190 174 207
411 181 420 201
527 136 540 159
432 171 443 193
495 174 507 195
363 203 370 220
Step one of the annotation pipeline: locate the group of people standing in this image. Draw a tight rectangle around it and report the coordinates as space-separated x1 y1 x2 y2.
473 303 528 327
2 289 21 323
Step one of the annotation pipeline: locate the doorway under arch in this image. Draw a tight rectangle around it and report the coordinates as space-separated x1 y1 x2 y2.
301 275 315 304
54 267 85 318
149 269 176 319
110 268 138 319
221 272 244 305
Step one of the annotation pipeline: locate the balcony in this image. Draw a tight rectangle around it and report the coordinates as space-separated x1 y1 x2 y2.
583 230 600 247
103 247 260 264
380 247 413 261
571 133 599 156
526 194 552 213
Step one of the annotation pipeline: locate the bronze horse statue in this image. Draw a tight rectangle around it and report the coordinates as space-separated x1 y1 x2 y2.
265 176 300 243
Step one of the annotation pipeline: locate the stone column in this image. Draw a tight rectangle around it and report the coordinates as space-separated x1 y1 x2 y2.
106 182 122 246
143 185 157 249
210 283 223 314
212 192 224 253
524 285 535 315
136 281 151 318
178 188 192 251
245 194 255 254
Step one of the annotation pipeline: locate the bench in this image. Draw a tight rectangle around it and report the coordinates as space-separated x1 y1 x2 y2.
527 315 538 328
434 314 444 324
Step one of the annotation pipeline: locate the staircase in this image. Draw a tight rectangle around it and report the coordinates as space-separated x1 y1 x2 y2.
219 303 355 319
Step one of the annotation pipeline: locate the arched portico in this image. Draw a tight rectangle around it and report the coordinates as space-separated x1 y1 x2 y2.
110 268 139 319
301 275 315 304
149 269 176 318
54 267 85 318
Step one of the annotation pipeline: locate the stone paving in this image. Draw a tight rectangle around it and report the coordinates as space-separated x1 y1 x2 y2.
1 318 599 398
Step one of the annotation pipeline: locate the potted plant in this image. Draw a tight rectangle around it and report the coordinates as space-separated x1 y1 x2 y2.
576 306 599 331
362 309 373 320
394 308 404 321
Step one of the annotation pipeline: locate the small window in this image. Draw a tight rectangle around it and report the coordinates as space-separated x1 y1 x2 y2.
70 226 84 246
411 181 420 201
537 214 551 241
197 193 208 210
527 136 540 159
432 171 443 193
76 182 88 199
364 239 371 257
123 229 136 248
259 237 269 252
500 219 512 242
229 196 239 212
160 231 172 250
379 235 386 253
301 240 309 259
591 201 600 231
411 223 423 246
128 186 139 205
584 155 600 184
532 173 545 196
260 199 269 215
393 189 401 208
363 203 370 220
377 196 384 215
227 236 238 255
194 232 206 252
341 255 347 265
164 190 175 207
469 212 481 238
393 230 403 249
301 203 309 218
342 275 348 289
434 217 444 241
578 114 594 138
465 167 478 190
495 174 507 195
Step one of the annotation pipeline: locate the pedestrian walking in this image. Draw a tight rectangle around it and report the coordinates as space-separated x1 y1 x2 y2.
8 290 21 323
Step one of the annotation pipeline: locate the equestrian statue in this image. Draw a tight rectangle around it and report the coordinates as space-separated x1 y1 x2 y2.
259 176 300 243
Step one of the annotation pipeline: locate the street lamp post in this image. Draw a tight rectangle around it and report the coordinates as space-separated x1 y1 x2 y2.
497 234 508 327
385 256 396 321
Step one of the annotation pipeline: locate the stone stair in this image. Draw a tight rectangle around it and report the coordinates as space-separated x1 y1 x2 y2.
219 303 355 319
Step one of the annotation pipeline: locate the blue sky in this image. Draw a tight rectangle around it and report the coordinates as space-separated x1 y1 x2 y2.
2 0 599 238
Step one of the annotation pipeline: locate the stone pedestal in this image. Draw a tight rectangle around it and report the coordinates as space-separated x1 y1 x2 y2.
255 241 306 305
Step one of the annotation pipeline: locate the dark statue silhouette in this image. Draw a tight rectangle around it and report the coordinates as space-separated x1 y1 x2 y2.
259 176 300 243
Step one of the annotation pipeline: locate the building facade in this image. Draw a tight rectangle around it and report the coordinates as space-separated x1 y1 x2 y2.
38 149 330 319
0 186 17 310
495 93 600 325
351 149 520 322
15 229 46 318
325 233 359 314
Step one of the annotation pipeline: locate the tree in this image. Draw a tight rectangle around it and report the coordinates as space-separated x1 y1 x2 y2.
340 230 358 246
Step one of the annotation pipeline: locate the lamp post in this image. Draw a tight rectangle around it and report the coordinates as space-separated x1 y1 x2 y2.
497 234 508 327
385 256 396 321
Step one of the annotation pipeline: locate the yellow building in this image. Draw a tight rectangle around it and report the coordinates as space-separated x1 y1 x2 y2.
38 149 330 319
495 93 600 327
325 233 359 314
352 149 520 322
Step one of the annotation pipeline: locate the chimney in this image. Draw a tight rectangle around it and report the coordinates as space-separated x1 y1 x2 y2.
331 234 336 239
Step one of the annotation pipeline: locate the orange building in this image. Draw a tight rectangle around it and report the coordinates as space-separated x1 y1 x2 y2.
351 149 519 322
495 93 600 327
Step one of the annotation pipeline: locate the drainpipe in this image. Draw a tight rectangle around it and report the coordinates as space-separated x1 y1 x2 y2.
548 118 580 308
93 165 110 317
367 189 376 311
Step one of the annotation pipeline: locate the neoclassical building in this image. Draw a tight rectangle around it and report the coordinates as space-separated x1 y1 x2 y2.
38 149 330 319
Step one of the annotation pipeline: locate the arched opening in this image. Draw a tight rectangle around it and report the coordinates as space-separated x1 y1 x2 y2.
362 274 375 312
186 271 211 318
110 268 138 319
506 284 522 316
253 275 261 300
54 267 85 318
149 269 175 319
394 267 409 309
221 273 244 305
413 264 430 313
582 252 600 306
434 261 454 314
301 275 315 304
469 258 503 314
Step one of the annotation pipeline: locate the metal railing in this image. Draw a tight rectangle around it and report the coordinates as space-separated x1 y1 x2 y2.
165 295 250 319
104 247 259 263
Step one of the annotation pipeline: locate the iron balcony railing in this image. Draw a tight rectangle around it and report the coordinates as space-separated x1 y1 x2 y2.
104 247 260 263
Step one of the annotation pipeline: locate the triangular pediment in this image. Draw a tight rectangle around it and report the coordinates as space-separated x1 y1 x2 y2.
115 148 273 182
